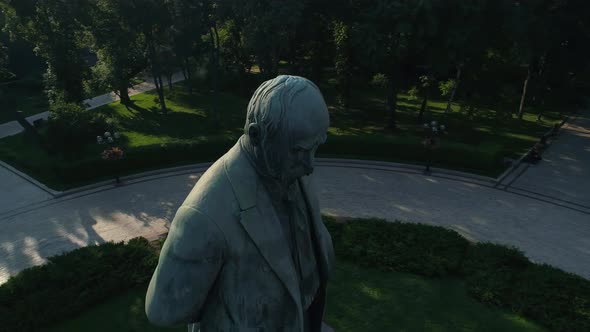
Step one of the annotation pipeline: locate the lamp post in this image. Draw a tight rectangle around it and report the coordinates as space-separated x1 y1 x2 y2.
422 121 446 175
97 131 124 184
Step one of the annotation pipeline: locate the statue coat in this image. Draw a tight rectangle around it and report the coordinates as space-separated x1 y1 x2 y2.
146 140 336 332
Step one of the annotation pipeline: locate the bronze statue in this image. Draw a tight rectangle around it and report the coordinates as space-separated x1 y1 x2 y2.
145 75 335 332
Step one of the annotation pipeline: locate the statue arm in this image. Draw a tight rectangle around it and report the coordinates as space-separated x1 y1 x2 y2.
145 205 227 327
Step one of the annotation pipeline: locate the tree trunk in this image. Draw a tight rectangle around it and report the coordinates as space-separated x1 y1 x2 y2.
270 47 280 79
445 64 462 114
151 66 167 115
208 27 218 94
386 80 398 130
146 35 167 115
518 65 531 120
167 73 173 90
183 57 193 94
418 95 428 122
537 98 545 121
118 82 131 106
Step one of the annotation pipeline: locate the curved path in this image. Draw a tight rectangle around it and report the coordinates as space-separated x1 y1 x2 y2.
1 151 589 285
1 110 589 285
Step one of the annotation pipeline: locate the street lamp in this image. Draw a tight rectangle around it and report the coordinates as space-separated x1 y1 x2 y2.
97 131 124 184
422 121 447 175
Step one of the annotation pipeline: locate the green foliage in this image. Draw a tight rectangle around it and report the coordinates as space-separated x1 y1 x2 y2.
48 138 234 186
324 218 590 332
0 42 14 81
322 134 505 174
370 73 389 89
439 79 456 97
324 217 469 277
6 0 92 103
45 99 117 155
461 243 590 332
0 237 158 332
85 0 148 100
407 86 420 100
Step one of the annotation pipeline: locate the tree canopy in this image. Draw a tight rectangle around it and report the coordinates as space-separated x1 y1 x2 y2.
0 0 588 122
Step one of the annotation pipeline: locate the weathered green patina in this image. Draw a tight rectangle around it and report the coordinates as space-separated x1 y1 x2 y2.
145 76 335 332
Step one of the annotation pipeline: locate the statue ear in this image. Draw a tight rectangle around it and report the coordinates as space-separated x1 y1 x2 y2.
248 123 260 146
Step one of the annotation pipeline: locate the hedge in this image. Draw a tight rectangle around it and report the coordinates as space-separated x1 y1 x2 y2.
0 238 158 332
4 217 584 332
326 217 590 332
1 133 504 190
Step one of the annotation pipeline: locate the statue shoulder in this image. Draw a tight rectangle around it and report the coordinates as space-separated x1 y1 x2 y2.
165 205 228 261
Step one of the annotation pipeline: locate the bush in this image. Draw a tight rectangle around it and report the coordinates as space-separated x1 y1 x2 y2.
324 217 590 332
324 217 469 277
462 243 590 332
460 243 532 306
321 134 504 174
44 99 117 156
48 138 235 187
0 237 157 332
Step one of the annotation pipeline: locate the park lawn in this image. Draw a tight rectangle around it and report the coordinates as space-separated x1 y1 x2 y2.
46 260 546 332
0 77 146 125
0 75 562 190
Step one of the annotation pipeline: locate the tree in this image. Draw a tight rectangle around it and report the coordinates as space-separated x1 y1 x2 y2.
351 0 442 130
506 0 563 120
0 41 11 81
409 75 436 122
2 0 92 104
170 0 209 94
86 0 147 107
227 0 306 79
431 0 489 114
333 20 353 108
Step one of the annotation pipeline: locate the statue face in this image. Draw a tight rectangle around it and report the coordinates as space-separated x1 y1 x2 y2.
282 87 329 184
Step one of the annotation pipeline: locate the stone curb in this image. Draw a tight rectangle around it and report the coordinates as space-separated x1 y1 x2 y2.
0 160 59 196
0 113 575 201
54 162 214 198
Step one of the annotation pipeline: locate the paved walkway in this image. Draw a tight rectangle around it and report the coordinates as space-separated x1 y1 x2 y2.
1 127 590 285
1 110 588 285
0 72 185 138
0 162 53 214
508 112 590 210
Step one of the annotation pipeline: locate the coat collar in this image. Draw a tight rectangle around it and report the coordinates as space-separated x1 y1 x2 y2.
223 142 303 321
222 140 332 329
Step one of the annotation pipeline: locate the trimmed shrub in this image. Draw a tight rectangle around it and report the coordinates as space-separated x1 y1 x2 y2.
0 237 157 332
44 99 117 155
462 243 590 332
460 243 532 306
323 217 590 332
41 133 503 189
321 135 504 174
324 217 469 277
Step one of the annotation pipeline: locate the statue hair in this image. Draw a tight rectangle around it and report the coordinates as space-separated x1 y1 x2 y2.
244 75 321 142
241 75 321 181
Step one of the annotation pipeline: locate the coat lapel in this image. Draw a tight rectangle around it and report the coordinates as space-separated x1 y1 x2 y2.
223 141 303 328
298 176 334 282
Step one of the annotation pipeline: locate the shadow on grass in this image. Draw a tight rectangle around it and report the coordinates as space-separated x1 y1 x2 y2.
45 260 547 332
325 260 547 332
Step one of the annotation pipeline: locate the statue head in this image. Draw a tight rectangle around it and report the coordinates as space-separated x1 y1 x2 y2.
242 75 330 187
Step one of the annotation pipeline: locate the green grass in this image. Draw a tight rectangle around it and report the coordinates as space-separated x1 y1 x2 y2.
0 77 146 125
0 72 565 190
44 286 185 332
46 260 546 332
